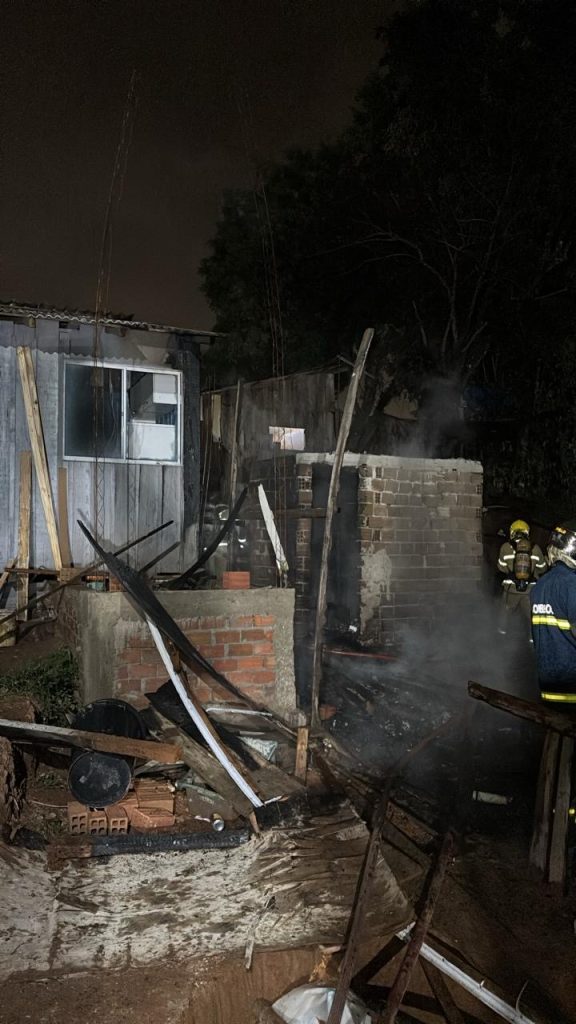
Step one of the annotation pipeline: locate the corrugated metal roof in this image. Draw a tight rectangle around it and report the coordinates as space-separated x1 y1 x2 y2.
0 301 221 337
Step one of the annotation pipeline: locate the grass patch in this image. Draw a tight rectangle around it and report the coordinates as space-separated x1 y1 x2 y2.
0 648 79 725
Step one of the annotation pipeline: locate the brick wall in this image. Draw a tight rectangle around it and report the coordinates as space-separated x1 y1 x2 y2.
114 613 277 707
294 453 483 645
58 588 297 718
355 456 483 641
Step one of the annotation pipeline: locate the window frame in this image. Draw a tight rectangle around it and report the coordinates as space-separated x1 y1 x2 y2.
62 358 183 466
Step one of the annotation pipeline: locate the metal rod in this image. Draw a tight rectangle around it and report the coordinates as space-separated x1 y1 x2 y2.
395 928 535 1024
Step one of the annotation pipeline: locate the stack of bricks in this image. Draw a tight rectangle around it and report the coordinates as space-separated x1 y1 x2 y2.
67 781 176 834
115 612 277 707
68 801 128 836
356 456 483 642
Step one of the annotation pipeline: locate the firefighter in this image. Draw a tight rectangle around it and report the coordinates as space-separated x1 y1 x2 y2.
497 519 547 636
531 522 576 703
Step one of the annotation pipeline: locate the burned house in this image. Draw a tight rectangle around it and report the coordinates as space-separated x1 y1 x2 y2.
0 302 215 574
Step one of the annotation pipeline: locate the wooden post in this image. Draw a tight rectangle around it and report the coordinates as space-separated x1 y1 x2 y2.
294 725 309 782
57 466 73 570
381 832 454 1024
548 736 573 885
421 961 466 1024
310 328 374 728
229 379 242 505
0 559 16 594
326 786 390 1024
468 680 576 738
530 730 561 872
16 452 32 622
16 347 62 571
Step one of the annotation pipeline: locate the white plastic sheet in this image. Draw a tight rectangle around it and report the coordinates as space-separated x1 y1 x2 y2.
272 985 372 1024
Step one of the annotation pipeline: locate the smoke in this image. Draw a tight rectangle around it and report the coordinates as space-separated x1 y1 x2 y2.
323 588 540 814
394 375 470 458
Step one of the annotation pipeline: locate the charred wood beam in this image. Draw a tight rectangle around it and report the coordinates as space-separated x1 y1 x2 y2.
160 487 248 589
381 832 455 1024
468 681 576 738
0 518 174 626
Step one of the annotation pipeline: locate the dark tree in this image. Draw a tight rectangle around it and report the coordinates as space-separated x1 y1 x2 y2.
201 0 576 457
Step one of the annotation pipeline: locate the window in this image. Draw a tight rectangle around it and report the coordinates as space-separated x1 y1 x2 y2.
63 360 182 464
269 426 306 451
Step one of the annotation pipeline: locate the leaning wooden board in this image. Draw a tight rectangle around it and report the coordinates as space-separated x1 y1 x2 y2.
0 718 181 763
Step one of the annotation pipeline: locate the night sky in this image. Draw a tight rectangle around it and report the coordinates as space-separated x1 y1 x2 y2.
0 1 395 330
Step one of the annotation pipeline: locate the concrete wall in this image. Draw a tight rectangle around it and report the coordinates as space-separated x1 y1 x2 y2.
59 587 297 719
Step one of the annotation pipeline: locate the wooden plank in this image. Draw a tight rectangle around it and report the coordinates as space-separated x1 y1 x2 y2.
57 467 73 568
146 619 266 808
152 709 253 818
229 379 242 504
0 558 16 593
294 725 309 782
0 717 181 763
468 680 576 738
16 452 32 621
548 736 573 885
16 347 62 570
529 729 561 872
0 518 173 629
310 328 374 727
381 832 454 1024
421 961 467 1024
325 788 391 1024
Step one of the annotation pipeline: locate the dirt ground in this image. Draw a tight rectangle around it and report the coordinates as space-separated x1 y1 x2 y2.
2 828 575 1024
0 623 62 678
1 612 575 1022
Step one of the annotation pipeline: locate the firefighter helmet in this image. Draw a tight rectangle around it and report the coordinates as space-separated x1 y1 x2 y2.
510 519 530 541
548 520 576 570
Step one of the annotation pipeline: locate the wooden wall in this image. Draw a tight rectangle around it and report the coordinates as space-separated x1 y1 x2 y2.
202 371 337 498
0 321 200 574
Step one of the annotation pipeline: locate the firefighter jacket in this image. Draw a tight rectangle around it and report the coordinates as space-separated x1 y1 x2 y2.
531 562 576 702
497 540 546 592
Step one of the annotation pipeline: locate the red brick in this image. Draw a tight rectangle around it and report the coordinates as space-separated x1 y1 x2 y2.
254 615 275 626
140 651 162 666
228 642 254 657
186 630 212 646
128 662 146 679
240 629 271 642
140 676 162 693
263 656 276 669
115 665 129 681
230 615 256 627
238 655 265 669
252 670 276 685
119 648 141 664
199 643 225 659
217 630 241 644
211 657 239 673
253 641 274 655
129 806 175 830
